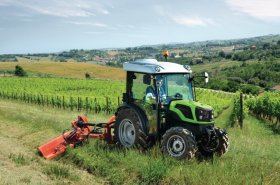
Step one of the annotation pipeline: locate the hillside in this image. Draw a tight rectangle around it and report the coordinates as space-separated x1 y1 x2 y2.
1 34 280 66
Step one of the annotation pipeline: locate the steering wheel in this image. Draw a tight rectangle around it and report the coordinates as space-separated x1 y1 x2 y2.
174 93 183 99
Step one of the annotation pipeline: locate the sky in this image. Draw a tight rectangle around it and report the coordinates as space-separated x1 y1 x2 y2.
0 0 280 54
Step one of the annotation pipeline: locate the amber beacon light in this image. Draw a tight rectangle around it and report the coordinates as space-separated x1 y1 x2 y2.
163 50 169 61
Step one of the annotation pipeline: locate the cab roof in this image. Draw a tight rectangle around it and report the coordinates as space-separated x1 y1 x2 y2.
123 59 192 74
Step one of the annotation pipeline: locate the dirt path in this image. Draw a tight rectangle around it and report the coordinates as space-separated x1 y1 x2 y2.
0 101 105 185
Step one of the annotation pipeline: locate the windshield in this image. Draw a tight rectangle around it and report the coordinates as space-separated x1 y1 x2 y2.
156 74 193 103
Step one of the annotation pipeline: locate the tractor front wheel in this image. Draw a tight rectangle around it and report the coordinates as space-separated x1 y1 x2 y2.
161 127 197 160
215 128 229 156
197 128 229 159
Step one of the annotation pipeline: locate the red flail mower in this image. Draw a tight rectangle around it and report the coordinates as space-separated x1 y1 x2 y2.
38 115 115 160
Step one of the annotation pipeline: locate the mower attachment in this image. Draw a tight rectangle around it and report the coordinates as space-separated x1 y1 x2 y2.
38 115 115 160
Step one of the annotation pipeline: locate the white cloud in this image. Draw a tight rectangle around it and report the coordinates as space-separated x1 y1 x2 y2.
85 31 104 34
154 6 215 27
171 16 214 27
0 0 110 17
226 0 280 21
0 0 13 6
66 21 107 27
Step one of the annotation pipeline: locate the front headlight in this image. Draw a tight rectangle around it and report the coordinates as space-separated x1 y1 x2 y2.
195 107 214 122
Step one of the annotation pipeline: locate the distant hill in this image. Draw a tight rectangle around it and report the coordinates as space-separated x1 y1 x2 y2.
0 34 280 62
1 34 280 95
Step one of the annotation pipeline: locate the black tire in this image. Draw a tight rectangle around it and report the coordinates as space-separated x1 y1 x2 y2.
215 128 229 156
161 127 197 160
114 108 149 149
197 128 229 159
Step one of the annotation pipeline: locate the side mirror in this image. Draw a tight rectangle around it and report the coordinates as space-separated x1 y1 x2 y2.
143 74 151 85
189 73 194 82
204 72 209 83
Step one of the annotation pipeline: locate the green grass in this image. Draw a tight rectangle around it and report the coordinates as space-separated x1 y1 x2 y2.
8 153 29 166
44 163 80 181
0 99 279 185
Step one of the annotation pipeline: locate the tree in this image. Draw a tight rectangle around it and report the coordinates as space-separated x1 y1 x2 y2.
262 43 270 49
218 51 226 58
14 65 27 77
85 72 91 79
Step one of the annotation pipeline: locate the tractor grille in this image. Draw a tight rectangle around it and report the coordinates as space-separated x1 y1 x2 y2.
175 104 193 119
195 107 214 122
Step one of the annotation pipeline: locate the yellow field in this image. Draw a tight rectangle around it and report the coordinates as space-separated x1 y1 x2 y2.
191 60 244 73
0 61 126 80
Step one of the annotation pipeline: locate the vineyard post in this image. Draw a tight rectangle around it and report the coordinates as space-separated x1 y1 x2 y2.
118 96 120 107
86 97 89 112
70 97 73 111
52 97 54 108
78 97 80 111
41 95 44 106
239 93 243 129
94 98 97 113
62 96 65 109
106 97 109 114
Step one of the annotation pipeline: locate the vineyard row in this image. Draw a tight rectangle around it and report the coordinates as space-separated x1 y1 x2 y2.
0 91 121 114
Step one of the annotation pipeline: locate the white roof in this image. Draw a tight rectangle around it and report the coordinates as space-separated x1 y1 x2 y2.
123 59 192 74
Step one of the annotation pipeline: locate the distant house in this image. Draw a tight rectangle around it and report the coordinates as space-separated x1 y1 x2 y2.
192 57 203 64
250 45 257 50
233 45 243 51
94 56 109 63
270 85 280 92
174 54 181 58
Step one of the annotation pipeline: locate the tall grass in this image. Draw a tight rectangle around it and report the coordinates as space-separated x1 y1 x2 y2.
44 164 80 181
9 153 29 166
0 99 279 185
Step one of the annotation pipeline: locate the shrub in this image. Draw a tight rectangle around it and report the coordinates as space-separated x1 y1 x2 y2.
15 65 27 77
85 72 91 79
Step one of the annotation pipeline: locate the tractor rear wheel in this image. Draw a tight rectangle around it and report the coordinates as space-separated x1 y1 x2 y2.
161 127 197 160
114 108 149 149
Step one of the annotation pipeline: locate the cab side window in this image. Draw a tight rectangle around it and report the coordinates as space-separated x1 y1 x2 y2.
132 73 151 101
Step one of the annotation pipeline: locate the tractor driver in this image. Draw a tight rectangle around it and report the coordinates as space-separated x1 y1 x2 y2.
145 85 156 100
145 85 166 102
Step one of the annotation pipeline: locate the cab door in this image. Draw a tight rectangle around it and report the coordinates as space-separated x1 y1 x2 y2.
131 73 157 134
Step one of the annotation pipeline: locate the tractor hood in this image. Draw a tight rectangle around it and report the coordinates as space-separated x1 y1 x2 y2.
169 100 214 124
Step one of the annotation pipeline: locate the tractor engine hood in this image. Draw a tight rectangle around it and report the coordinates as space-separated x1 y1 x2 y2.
169 100 214 124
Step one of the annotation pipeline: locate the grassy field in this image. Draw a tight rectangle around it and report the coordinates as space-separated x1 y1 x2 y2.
0 99 279 185
0 59 252 81
0 61 125 80
0 59 264 81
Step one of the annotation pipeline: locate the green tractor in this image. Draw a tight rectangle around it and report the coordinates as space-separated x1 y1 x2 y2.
114 59 229 159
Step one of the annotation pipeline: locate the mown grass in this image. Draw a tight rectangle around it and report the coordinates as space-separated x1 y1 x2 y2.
0 99 279 185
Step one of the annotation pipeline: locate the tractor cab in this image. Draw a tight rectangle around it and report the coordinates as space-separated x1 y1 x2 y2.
114 59 228 159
